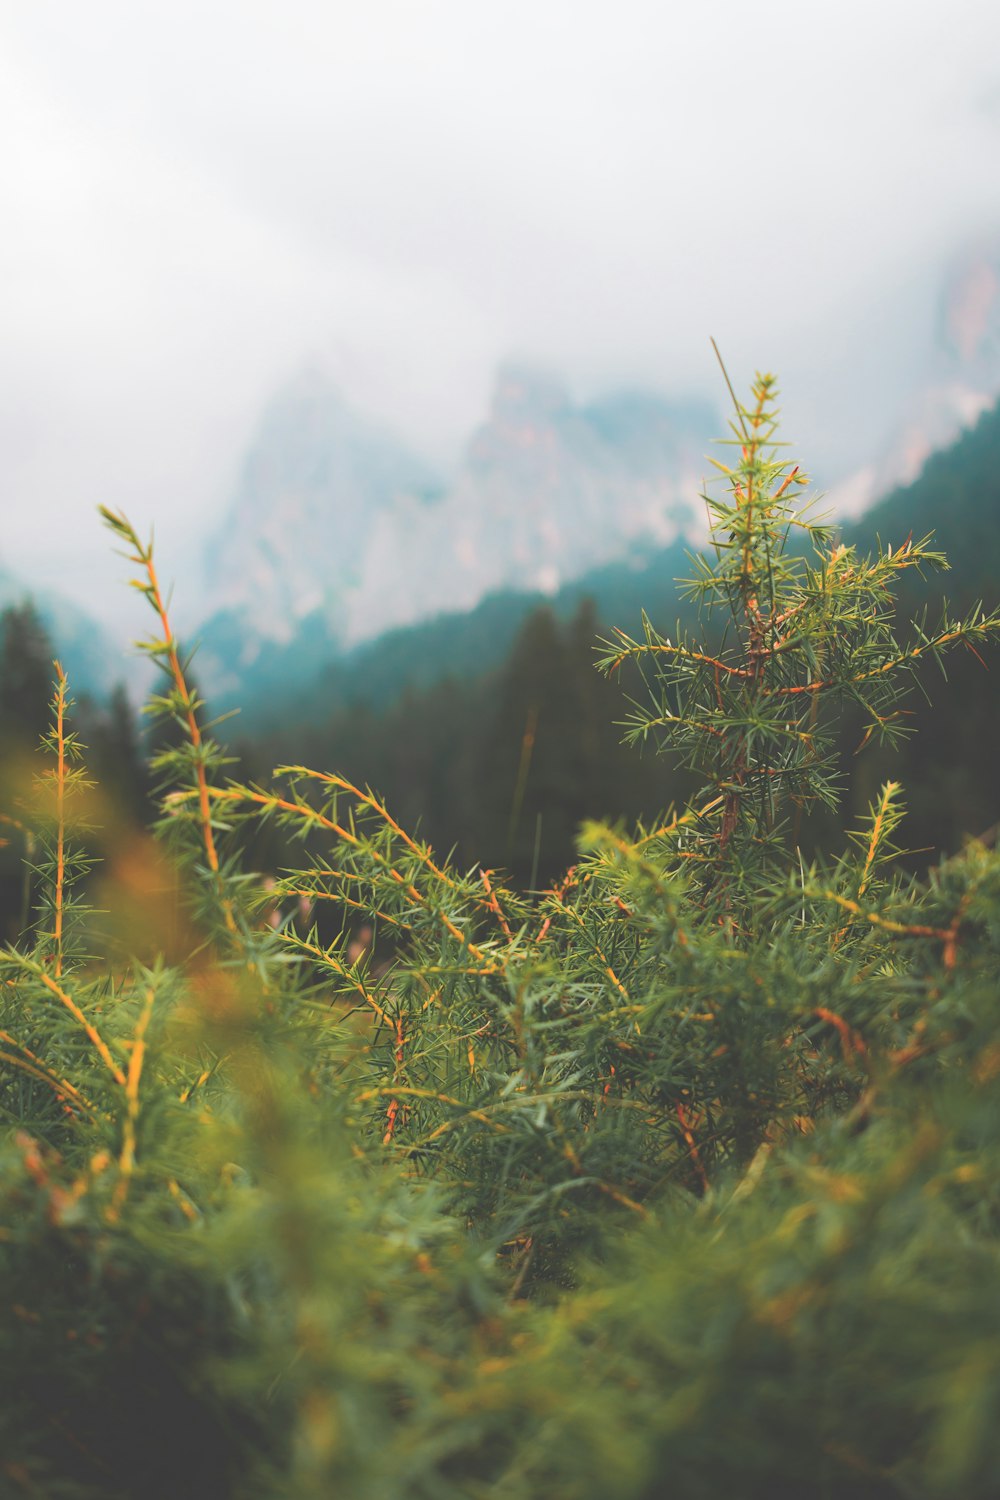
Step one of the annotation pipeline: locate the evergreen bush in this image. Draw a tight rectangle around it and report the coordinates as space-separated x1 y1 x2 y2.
2 372 1000 1497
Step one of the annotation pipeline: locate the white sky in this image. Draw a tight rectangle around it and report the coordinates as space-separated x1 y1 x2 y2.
2 0 999 627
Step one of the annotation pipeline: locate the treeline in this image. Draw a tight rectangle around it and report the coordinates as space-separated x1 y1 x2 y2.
1 573 997 945
236 598 681 889
837 398 1000 855
237 590 1000 891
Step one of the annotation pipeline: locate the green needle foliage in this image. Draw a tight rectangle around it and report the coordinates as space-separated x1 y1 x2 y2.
601 368 998 912
1 375 1000 1498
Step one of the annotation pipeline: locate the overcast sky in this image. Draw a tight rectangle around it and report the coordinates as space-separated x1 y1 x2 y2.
2 0 999 628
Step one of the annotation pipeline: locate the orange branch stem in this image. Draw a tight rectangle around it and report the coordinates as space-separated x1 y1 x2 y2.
52 662 67 977
138 547 237 934
480 868 514 942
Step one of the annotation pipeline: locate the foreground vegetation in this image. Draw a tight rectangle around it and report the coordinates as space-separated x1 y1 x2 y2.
3 375 1000 1497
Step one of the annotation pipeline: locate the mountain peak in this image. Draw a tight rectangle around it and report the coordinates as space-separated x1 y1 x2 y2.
194 361 718 696
490 363 572 424
201 365 442 658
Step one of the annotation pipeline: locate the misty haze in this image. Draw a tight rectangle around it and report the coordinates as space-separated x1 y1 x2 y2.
3 5 1000 1497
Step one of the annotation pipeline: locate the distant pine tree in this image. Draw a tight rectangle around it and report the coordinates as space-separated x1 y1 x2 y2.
87 683 150 826
0 601 55 759
0 603 57 939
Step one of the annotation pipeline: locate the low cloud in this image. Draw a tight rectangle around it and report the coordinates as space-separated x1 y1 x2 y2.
1 0 999 628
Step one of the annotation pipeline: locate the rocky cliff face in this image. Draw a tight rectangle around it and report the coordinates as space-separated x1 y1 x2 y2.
195 363 717 694
203 365 444 650
829 237 1000 519
886 238 1000 486
195 239 1000 699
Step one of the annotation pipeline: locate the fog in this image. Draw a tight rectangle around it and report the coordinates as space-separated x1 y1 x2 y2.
2 0 998 627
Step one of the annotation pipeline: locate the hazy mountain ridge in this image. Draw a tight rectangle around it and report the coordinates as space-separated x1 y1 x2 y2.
202 367 443 652
228 387 1000 739
227 535 696 734
194 364 717 697
195 239 1000 704
844 389 1000 589
12 237 999 712
827 237 1000 518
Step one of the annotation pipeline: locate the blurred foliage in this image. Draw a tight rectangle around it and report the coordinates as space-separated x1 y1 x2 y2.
0 606 151 947
1 381 1000 1498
